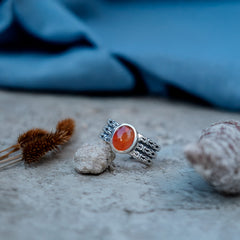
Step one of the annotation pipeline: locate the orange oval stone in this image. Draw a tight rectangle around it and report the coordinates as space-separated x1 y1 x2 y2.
112 125 135 151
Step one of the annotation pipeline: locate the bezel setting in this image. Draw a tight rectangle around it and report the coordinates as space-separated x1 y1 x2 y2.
100 119 160 166
110 124 138 154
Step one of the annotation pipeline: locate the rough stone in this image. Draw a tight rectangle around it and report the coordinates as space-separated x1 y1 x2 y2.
74 140 115 174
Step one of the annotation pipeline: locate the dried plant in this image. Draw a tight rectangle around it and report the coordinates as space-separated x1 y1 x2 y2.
0 118 75 169
0 129 49 161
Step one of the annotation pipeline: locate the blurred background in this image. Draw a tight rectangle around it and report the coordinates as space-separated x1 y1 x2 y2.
0 0 240 110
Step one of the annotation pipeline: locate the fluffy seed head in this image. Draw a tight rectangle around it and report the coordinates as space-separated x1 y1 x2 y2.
18 129 49 148
23 118 75 164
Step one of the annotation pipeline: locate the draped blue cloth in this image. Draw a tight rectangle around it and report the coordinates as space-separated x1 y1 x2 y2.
1 0 240 110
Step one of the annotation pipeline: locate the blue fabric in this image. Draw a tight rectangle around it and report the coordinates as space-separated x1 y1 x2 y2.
0 0 240 109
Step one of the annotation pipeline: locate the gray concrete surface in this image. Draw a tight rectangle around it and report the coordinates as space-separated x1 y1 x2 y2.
0 90 240 240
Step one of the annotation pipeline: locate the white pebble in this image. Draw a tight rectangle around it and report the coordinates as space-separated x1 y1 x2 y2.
74 140 115 175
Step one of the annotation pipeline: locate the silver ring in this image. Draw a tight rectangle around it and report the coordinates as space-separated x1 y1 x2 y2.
99 119 160 166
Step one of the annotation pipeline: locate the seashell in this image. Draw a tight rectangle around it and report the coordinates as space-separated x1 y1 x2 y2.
184 120 240 194
74 140 115 175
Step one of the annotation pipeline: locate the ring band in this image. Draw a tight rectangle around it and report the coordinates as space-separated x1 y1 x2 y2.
100 119 160 166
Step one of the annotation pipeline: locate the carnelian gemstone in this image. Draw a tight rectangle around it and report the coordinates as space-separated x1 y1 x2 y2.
112 125 135 151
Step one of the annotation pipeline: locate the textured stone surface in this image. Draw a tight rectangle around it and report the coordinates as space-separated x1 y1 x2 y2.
74 140 115 174
1 90 240 240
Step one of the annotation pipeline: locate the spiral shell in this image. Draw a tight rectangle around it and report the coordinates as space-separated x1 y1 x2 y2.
185 121 240 194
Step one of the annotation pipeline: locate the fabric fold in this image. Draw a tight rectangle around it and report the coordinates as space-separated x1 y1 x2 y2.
1 0 240 110
0 0 135 92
